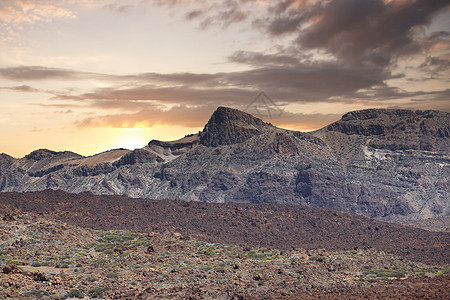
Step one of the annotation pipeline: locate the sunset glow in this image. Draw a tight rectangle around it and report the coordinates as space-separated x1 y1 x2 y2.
1 0 449 158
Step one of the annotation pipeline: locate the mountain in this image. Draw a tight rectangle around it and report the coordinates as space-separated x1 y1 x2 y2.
0 107 449 222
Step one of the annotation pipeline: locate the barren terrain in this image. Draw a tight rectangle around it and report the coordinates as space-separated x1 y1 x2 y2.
0 199 449 299
1 190 448 267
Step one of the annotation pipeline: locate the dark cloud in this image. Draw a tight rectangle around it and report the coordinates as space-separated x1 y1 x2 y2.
228 50 302 67
265 0 449 66
0 66 92 81
5 62 444 110
419 56 450 75
156 0 251 29
38 59 390 106
198 2 248 29
185 9 204 20
352 86 450 102
0 85 39 92
54 84 255 107
266 0 323 35
228 62 392 102
105 3 134 13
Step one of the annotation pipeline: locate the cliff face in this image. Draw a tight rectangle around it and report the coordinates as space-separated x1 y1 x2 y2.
0 107 449 222
326 109 449 150
199 106 270 147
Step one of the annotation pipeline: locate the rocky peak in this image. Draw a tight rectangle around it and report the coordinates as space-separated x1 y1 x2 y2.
327 109 449 137
25 149 59 161
200 106 270 147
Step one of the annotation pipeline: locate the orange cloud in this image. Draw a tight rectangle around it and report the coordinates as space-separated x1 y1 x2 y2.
0 0 76 25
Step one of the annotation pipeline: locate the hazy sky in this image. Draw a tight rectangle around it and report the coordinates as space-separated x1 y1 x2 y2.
1 0 449 158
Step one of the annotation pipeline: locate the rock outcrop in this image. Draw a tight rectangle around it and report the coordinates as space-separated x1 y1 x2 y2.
199 106 270 147
0 107 449 222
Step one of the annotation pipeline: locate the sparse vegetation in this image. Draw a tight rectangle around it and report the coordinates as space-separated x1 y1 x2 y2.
88 285 109 298
0 208 448 299
67 288 84 298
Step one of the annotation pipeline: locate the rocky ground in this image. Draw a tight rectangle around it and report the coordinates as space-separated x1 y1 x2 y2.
1 208 449 299
0 190 448 266
396 216 450 232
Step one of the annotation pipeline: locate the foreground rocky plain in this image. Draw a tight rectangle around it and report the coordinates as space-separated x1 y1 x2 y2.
0 190 449 299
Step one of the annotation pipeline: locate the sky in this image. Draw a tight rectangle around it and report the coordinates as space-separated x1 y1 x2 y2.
0 0 449 158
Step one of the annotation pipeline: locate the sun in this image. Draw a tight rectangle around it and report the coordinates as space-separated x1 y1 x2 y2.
117 129 149 150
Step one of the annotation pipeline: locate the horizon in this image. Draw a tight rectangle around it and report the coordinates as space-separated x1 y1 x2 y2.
3 105 447 159
1 0 449 158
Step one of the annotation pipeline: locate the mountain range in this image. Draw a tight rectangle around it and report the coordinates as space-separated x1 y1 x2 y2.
0 107 448 222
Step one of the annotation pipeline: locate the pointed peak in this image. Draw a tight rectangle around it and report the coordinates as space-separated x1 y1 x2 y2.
200 107 270 147
213 106 262 120
208 107 268 127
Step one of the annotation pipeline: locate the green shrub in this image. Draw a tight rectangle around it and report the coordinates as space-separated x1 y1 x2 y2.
56 261 70 268
67 289 84 298
106 272 118 279
7 259 24 265
88 285 109 298
91 259 107 268
31 261 41 267
26 290 51 297
363 269 406 279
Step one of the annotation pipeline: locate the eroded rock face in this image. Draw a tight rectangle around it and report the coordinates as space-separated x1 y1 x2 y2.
113 149 163 167
326 109 450 151
25 149 59 161
0 107 448 222
200 106 270 147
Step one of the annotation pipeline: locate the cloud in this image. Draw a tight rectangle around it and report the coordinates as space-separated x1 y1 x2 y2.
74 102 342 131
0 84 39 92
75 104 218 128
0 66 91 81
228 50 303 67
159 0 449 67
35 61 390 105
266 0 449 67
419 56 450 75
0 0 76 25
104 3 134 14
155 0 256 29
2 63 446 107
2 0 449 130
2 63 446 130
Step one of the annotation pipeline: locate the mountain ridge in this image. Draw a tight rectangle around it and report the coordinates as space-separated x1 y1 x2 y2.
0 107 449 222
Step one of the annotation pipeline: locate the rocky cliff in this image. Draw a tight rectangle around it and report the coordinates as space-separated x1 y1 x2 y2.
0 107 448 222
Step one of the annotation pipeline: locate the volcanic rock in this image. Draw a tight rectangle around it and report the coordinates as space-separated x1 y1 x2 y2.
199 106 271 147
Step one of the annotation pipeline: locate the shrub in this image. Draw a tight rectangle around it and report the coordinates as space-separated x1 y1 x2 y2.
67 289 84 298
88 286 109 298
363 269 406 279
106 272 118 279
31 261 41 267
